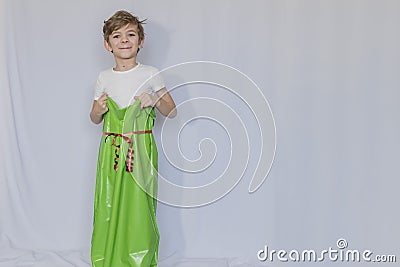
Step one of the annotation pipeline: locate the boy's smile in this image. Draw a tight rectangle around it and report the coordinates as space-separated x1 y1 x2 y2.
104 23 144 62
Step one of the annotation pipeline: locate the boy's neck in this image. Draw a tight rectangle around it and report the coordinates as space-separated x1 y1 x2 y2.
114 59 138 72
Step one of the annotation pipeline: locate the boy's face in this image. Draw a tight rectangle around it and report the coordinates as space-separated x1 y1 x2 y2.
104 23 144 60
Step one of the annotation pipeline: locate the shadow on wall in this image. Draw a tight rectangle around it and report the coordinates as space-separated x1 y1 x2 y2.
140 19 171 67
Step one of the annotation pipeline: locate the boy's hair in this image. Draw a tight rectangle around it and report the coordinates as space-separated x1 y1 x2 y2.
103 10 146 43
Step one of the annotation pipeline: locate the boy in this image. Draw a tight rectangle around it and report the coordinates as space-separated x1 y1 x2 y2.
90 10 176 267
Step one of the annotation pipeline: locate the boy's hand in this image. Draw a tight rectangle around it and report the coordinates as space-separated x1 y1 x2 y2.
134 93 159 109
95 93 109 115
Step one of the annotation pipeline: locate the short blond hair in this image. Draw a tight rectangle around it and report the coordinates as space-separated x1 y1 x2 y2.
103 10 146 43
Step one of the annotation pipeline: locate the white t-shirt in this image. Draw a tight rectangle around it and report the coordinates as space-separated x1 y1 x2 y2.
94 63 165 108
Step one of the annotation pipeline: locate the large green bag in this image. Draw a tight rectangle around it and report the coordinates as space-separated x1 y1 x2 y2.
91 97 159 267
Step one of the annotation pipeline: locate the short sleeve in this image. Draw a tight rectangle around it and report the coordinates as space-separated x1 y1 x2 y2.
93 75 104 101
149 68 165 94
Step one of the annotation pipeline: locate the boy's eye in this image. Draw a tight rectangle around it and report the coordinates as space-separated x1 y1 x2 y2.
129 33 135 37
113 35 119 38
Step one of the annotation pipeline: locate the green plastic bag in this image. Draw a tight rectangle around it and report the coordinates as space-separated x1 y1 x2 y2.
91 97 159 267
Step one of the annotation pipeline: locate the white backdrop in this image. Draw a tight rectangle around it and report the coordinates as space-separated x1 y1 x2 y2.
1 0 400 266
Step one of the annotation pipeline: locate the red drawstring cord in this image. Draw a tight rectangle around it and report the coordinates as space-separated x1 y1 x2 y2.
103 130 152 172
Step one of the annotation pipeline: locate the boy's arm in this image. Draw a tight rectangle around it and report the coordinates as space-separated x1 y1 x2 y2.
90 93 109 124
154 88 177 118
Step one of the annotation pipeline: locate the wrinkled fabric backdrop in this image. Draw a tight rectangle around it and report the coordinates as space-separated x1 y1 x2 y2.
1 0 400 266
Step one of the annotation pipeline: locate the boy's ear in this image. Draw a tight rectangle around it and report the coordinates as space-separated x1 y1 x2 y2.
104 40 113 53
139 38 145 49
